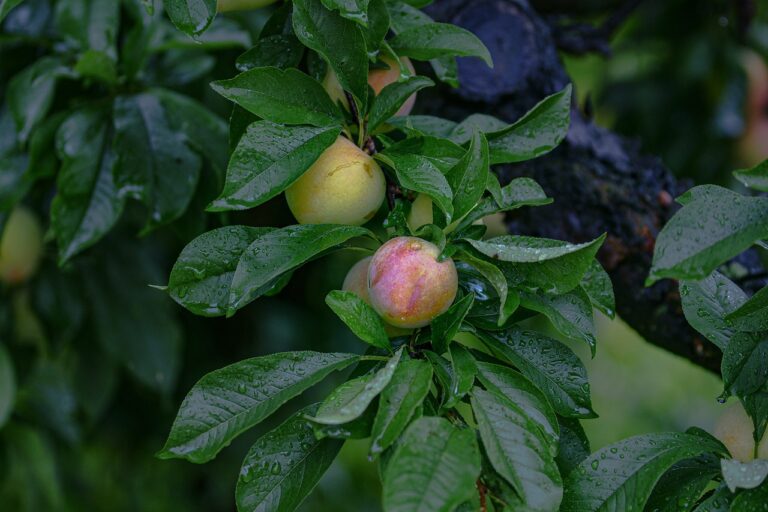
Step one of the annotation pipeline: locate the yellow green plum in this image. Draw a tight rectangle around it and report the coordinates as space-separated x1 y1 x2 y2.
285 136 385 225
0 206 43 285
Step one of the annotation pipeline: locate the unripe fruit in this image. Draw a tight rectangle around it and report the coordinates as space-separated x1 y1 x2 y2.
407 193 433 232
217 0 277 12
0 206 43 285
286 136 385 225
342 256 411 337
713 403 768 461
368 237 458 328
323 56 417 117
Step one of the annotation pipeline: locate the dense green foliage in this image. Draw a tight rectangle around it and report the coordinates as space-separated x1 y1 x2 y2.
2 0 768 511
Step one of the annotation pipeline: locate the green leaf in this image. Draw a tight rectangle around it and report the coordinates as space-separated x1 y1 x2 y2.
730 480 768 509
211 67 343 127
382 135 466 172
321 0 369 25
721 458 768 492
15 360 79 443
326 290 392 351
733 158 768 192
556 417 591 476
725 286 768 332
51 106 125 264
168 226 274 317
431 293 474 354
383 416 481 512
152 88 229 174
520 289 597 356
562 433 726 512
164 0 216 37
370 358 432 456
445 131 489 221
645 454 721 512
208 121 340 211
368 76 434 132
113 93 202 231
476 329 594 418
55 0 119 58
475 362 559 446
0 343 16 428
293 0 369 107
377 152 454 223
386 1 457 86
471 388 563 512
158 351 358 463
486 85 572 165
83 242 182 394
236 404 343 512
648 185 768 283
691 485 733 512
455 250 510 325
454 177 551 232
74 49 117 84
0 0 25 23
679 272 746 351
236 34 305 71
721 332 768 397
424 351 455 408
387 115 458 138
363 0 389 53
445 344 476 408
389 22 493 67
468 235 605 295
228 224 372 314
7 57 70 143
580 260 615 318
310 348 402 425
448 114 508 144
2 425 63 509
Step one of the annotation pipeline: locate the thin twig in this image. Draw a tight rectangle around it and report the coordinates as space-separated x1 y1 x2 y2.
476 480 488 512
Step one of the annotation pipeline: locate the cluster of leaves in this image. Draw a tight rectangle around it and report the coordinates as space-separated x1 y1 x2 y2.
635 158 768 507
152 1 744 511
0 0 255 507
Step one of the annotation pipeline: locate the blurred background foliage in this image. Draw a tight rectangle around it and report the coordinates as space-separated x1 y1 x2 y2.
0 0 767 510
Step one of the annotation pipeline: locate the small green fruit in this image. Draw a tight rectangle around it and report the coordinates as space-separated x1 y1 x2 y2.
0 206 43 285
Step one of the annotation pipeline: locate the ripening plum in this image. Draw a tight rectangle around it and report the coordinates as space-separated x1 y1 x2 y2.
323 56 417 116
285 136 385 225
0 206 43 285
737 50 768 167
713 402 768 461
342 256 411 337
367 237 458 328
217 0 277 12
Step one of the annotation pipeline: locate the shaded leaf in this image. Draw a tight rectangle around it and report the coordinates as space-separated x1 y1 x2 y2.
326 290 392 351
471 388 563 512
485 85 572 165
370 358 432 456
51 106 124 264
562 433 726 512
476 328 594 418
209 121 340 211
383 416 480 512
159 351 358 463
211 67 343 127
310 348 402 425
228 224 372 314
